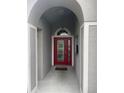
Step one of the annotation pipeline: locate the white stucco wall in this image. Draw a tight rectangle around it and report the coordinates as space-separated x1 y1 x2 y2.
37 19 52 81
37 30 43 80
75 36 81 84
27 0 37 15
29 27 37 91
81 22 97 93
42 20 52 78
28 0 97 22
74 22 83 86
77 0 97 21
88 25 97 93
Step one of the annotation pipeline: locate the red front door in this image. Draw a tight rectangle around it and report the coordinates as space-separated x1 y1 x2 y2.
54 37 72 65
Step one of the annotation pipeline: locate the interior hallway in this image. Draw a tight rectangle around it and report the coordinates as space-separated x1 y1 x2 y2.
36 67 80 93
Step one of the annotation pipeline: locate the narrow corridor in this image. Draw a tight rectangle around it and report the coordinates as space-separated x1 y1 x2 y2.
36 67 80 93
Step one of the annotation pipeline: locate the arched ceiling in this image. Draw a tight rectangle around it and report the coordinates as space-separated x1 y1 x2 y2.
41 7 77 34
41 7 77 25
28 0 84 27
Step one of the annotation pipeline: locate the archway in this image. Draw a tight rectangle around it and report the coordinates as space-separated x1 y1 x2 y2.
28 0 84 93
28 0 84 27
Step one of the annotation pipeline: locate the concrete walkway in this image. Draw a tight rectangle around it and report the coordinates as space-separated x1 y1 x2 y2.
36 67 80 93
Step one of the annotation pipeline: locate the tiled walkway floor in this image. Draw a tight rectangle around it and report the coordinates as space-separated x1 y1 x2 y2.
36 67 80 93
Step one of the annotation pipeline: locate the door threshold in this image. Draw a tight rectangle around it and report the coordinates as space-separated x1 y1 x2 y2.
53 65 72 70
55 67 68 71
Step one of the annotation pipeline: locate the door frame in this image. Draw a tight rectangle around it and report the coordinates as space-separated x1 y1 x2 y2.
52 35 74 66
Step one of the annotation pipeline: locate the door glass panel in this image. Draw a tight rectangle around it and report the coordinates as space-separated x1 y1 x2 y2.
57 40 64 61
68 39 70 62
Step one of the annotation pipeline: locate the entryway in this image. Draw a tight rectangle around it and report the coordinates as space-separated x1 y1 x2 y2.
28 0 97 93
28 0 85 93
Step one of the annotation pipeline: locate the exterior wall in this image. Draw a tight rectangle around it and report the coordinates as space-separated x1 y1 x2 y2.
30 28 36 90
75 23 82 87
81 23 97 93
77 0 97 22
29 16 52 93
28 0 97 22
38 19 52 80
88 25 97 93
27 0 37 15
42 21 52 78
37 30 43 80
75 36 81 84
29 26 37 93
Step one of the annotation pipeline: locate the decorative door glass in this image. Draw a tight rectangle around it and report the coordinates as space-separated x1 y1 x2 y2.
57 40 64 62
68 39 71 63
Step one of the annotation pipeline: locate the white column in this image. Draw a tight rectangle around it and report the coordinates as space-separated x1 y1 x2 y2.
82 22 97 93
28 24 38 93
